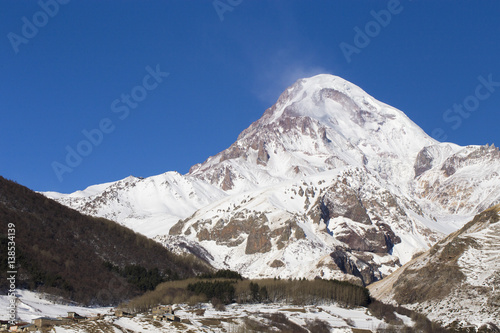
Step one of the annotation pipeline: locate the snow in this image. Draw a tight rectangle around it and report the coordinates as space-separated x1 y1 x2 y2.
0 290 111 323
44 172 227 237
457 222 500 288
44 179 118 198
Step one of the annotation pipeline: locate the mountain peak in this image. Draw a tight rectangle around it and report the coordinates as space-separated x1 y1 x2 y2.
263 74 372 124
188 74 438 192
265 74 430 140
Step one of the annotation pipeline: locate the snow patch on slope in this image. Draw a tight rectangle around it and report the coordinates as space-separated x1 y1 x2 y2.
44 172 226 237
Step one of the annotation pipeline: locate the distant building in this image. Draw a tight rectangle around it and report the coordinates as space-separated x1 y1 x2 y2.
152 305 173 315
32 317 63 328
114 309 134 318
59 312 87 322
17 324 35 332
152 305 179 322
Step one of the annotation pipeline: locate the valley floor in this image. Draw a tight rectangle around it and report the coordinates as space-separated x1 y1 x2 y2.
0 290 400 332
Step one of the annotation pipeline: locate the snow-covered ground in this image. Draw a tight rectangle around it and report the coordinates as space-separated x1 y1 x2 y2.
0 290 111 323
0 290 408 332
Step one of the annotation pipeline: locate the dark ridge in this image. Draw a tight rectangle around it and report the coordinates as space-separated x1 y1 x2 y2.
0 176 212 305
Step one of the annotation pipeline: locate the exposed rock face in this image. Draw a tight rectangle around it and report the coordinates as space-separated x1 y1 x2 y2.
154 234 215 263
219 144 248 163
441 145 500 177
334 222 399 253
377 222 401 252
330 247 378 285
440 157 457 177
169 167 425 283
246 226 272 254
314 177 403 257
321 186 372 225
221 167 235 191
255 141 270 166
414 147 434 177
171 212 273 251
171 212 309 258
320 88 360 112
269 259 285 268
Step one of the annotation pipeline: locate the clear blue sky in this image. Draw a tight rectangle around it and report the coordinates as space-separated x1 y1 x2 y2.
1 1 499 193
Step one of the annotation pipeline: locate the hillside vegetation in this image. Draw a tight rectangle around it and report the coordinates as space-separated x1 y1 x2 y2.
122 276 371 312
393 205 500 305
0 176 212 305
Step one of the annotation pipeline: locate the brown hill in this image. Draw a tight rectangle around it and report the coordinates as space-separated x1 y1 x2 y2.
0 176 212 305
369 205 500 331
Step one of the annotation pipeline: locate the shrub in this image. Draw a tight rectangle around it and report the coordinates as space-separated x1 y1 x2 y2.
262 313 307 333
305 318 332 333
211 297 226 311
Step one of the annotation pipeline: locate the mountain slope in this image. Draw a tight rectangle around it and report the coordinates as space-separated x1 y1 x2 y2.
368 204 500 330
44 172 226 237
0 176 212 305
414 143 500 216
165 168 439 284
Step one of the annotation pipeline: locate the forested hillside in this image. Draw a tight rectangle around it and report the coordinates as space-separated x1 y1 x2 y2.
0 176 212 305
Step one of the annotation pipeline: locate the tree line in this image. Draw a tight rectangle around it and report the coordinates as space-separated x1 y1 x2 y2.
121 271 371 312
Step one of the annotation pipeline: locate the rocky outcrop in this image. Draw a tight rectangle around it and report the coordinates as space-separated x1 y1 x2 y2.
171 211 276 255
246 225 272 254
330 247 378 285
255 141 270 166
415 144 500 214
320 185 372 225
414 147 434 177
334 222 399 254
269 259 285 268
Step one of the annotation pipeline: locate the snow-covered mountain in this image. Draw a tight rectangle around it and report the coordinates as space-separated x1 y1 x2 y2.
44 74 500 285
369 204 500 330
45 172 226 237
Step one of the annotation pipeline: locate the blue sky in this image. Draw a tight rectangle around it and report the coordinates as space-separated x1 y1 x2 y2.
1 1 499 193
